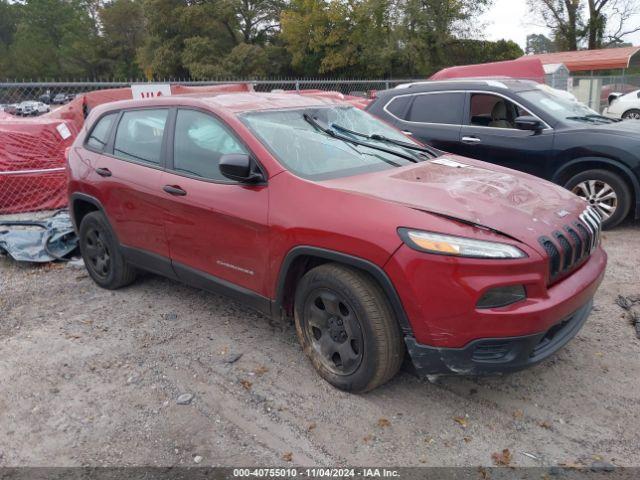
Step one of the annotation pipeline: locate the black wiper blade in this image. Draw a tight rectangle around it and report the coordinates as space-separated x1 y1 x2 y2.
302 113 418 164
330 123 437 158
586 114 620 123
566 116 600 123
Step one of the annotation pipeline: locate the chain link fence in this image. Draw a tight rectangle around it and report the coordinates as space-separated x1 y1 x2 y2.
0 78 413 107
1 75 639 217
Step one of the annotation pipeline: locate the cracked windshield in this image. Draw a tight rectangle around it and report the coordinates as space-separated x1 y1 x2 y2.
242 106 428 180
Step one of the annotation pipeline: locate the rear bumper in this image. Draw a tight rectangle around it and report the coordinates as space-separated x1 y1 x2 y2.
405 298 593 376
600 108 620 119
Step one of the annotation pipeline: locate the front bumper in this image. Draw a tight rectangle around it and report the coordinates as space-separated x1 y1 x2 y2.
405 299 593 376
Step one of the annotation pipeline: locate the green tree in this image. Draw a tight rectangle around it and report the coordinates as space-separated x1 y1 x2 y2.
526 33 555 54
281 0 399 77
137 0 190 78
8 0 103 79
100 0 145 78
0 0 18 77
137 0 285 79
226 0 285 44
447 39 524 66
397 0 491 75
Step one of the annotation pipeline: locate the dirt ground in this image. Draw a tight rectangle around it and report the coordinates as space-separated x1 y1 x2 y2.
1 221 639 468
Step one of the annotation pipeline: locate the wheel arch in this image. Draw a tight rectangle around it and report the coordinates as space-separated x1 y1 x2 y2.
552 157 640 220
273 246 414 337
69 193 119 236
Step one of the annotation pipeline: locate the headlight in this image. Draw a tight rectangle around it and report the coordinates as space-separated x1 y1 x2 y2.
398 228 527 259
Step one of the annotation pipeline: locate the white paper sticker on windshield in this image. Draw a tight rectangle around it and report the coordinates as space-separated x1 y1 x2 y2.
430 157 469 168
56 123 72 140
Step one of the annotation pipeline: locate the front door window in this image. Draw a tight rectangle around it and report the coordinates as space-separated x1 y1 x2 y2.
469 94 533 129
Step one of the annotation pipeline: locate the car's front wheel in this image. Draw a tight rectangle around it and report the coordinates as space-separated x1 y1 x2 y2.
565 169 631 229
294 263 404 392
79 211 137 289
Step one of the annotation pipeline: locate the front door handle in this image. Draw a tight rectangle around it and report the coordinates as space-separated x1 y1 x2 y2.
163 185 187 196
461 136 482 144
401 130 413 136
95 167 112 177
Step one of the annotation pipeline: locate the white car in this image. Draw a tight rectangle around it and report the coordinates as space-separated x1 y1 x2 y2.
16 101 50 116
602 90 640 120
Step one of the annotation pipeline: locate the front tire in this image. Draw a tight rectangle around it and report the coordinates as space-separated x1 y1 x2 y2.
79 211 137 289
565 169 631 229
294 263 404 392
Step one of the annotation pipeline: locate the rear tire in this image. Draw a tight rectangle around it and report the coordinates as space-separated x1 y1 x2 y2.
565 169 631 229
294 263 404 392
79 211 137 289
622 109 640 120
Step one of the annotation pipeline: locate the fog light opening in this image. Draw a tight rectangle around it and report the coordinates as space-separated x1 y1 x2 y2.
476 285 526 309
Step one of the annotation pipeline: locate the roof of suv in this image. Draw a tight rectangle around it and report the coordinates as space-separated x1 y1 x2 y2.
91 92 351 117
388 78 541 94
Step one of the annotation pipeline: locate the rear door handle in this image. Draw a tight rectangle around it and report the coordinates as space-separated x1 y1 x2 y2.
401 130 413 136
461 136 482 144
163 185 187 196
95 167 112 177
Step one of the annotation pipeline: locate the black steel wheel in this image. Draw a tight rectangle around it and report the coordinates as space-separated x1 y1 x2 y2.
294 263 404 392
79 211 137 289
302 288 364 376
84 227 111 279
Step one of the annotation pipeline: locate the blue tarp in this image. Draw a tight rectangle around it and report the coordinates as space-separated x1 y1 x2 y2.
0 210 78 262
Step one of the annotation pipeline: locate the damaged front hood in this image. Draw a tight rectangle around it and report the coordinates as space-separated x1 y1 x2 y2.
323 156 588 251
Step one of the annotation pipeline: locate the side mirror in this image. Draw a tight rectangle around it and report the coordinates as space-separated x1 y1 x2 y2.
219 153 265 184
515 116 543 132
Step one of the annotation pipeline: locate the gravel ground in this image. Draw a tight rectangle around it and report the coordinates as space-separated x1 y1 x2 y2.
1 221 639 468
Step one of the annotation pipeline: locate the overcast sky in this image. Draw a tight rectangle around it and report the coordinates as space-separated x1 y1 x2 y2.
480 0 640 49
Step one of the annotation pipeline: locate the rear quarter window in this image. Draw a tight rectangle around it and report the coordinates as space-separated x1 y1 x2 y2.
384 96 411 119
86 113 117 151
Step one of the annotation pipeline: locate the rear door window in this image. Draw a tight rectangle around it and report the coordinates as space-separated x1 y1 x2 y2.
114 109 169 165
407 92 465 125
86 113 117 151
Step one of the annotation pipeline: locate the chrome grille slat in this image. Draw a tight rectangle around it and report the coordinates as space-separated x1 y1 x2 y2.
540 206 601 284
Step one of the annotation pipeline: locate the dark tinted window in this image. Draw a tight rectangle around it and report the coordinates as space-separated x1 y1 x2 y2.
114 109 168 165
87 113 117 151
385 96 411 119
407 92 465 125
173 110 247 180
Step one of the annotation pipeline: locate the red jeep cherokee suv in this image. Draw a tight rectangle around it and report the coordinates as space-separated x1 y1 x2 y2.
67 92 607 392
